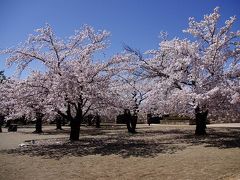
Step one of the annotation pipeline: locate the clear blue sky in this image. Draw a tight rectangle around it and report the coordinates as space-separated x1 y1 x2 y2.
0 0 239 77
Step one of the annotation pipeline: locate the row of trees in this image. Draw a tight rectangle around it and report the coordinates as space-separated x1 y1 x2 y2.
0 7 239 140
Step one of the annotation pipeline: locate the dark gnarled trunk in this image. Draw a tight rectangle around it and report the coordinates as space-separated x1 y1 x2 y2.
58 106 81 141
70 118 81 141
34 112 43 133
0 115 4 133
56 118 62 130
130 115 137 133
69 105 83 141
125 109 137 133
56 116 63 130
58 100 86 141
5 120 11 128
95 114 100 128
126 118 131 132
147 113 151 126
195 107 208 136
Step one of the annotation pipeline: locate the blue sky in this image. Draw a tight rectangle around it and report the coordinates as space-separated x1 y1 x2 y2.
0 0 239 77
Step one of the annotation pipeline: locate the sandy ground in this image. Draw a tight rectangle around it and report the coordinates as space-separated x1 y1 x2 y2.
0 126 68 150
0 124 240 180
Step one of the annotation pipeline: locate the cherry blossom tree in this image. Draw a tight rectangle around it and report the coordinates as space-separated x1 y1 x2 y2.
0 78 17 128
20 73 51 133
0 72 50 133
1 7 238 139
182 7 240 134
115 46 152 132
143 7 240 135
1 24 131 140
0 71 7 132
110 68 148 132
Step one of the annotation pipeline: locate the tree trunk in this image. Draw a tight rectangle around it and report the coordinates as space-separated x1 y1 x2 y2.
147 113 151 126
131 116 137 133
56 117 62 130
34 112 43 133
126 119 132 132
70 118 81 141
95 115 100 128
124 109 137 133
62 118 66 126
0 116 4 132
195 108 208 136
5 120 11 128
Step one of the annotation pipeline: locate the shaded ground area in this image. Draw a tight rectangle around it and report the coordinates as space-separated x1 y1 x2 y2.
0 124 240 180
2 125 240 159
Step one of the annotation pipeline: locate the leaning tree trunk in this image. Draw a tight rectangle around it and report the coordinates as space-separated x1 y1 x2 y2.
195 108 208 136
34 112 43 133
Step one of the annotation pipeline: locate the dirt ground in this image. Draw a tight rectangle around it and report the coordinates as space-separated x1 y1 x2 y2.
0 124 240 180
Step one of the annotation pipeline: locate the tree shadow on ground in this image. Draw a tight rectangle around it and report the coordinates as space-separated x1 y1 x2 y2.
20 124 128 136
2 127 240 160
3 132 186 159
182 128 240 148
141 127 240 149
